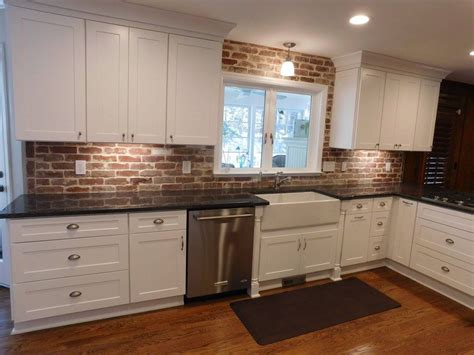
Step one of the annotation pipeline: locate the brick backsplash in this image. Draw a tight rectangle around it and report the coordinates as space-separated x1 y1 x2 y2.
25 40 404 194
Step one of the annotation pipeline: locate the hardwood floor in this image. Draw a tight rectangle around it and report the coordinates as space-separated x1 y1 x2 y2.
0 267 472 354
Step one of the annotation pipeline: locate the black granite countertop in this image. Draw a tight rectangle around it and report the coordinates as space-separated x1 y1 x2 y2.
1 183 472 218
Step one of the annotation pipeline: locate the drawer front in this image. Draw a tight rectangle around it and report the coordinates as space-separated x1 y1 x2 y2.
343 199 373 214
12 235 129 283
370 211 390 236
367 236 387 261
373 197 392 212
414 218 473 264
9 214 128 243
12 271 130 322
410 245 473 295
129 210 186 234
417 203 473 233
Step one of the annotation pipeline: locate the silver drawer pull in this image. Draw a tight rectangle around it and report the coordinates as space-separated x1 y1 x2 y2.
194 214 254 221
214 280 228 287
377 221 383 226
402 200 414 206
66 223 79 231
153 218 164 225
441 266 450 273
68 254 81 261
69 291 82 298
445 238 454 245
354 216 365 220
374 246 381 251
356 203 363 209
379 202 386 207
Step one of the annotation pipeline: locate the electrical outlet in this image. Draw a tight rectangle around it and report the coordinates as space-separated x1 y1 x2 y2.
182 161 191 174
385 162 391 172
75 160 86 175
341 161 348 172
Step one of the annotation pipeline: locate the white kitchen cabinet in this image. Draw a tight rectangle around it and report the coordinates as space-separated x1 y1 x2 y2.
412 80 441 151
340 213 371 266
86 21 129 143
167 35 222 145
388 198 418 266
128 28 168 144
259 233 301 281
300 228 338 274
130 230 186 303
379 73 421 150
330 68 386 149
7 7 86 142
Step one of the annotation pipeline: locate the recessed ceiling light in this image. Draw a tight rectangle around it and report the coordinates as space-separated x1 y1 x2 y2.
349 14 370 25
470 50 474 56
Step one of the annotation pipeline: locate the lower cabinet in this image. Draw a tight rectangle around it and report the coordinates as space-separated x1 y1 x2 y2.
129 230 186 302
341 213 371 266
388 198 418 266
259 227 338 282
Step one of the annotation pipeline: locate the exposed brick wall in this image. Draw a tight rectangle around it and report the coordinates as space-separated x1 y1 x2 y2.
25 40 404 194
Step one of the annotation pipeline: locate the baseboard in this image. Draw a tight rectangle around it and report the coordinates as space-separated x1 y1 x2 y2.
12 295 184 334
341 260 385 275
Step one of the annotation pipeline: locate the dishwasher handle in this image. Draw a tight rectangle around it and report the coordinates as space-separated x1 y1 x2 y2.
193 213 254 221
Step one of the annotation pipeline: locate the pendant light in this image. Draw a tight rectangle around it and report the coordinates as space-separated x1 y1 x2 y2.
280 42 296 77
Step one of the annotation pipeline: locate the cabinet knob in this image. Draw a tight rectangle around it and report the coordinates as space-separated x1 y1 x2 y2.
69 291 82 298
374 246 381 251
68 254 81 261
441 266 450 273
445 238 454 245
169 134 174 141
379 202 386 207
78 131 82 138
375 143 379 149
122 133 126 141
153 218 164 225
131 133 135 142
66 223 80 231
377 221 383 226
356 203 363 209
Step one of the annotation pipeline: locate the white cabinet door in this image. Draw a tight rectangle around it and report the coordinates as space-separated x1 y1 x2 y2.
7 7 86 142
300 228 337 274
129 28 168 144
379 73 421 150
130 231 185 303
259 233 301 281
341 213 371 266
86 21 129 143
412 79 441 151
389 198 417 266
354 68 386 149
167 35 221 145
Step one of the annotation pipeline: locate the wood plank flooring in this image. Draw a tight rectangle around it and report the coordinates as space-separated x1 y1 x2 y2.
0 267 472 354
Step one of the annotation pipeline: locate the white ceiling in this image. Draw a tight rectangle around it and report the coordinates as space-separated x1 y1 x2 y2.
128 0 474 84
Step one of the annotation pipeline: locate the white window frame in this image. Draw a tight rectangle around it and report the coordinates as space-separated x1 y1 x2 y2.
214 72 328 176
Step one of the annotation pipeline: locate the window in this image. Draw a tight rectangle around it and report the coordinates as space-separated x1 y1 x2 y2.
215 73 327 175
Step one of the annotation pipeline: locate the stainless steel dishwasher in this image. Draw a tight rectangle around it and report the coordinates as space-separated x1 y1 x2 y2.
187 207 255 298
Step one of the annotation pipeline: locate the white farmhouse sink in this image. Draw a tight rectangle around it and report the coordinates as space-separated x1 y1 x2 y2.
256 191 340 231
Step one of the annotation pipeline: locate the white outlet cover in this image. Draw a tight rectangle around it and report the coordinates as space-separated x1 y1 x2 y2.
75 160 86 175
182 161 191 174
341 161 348 172
385 162 391 172
322 161 336 172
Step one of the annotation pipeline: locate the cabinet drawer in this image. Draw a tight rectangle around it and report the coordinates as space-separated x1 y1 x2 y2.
9 214 128 243
417 203 473 233
373 197 392 212
12 271 130 322
410 245 473 295
414 218 473 264
367 236 387 261
342 199 373 214
12 235 129 283
129 210 186 234
370 211 390 236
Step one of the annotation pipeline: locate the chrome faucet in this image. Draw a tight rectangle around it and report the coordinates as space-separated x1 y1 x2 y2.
274 171 292 190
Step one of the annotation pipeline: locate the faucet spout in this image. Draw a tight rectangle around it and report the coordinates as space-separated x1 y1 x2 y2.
274 171 292 190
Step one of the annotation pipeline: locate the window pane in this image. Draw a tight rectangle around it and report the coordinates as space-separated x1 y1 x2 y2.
222 86 265 169
272 92 312 169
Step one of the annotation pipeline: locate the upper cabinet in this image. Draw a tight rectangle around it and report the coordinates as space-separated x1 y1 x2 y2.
167 35 222 145
7 7 86 142
6 5 226 145
330 51 448 152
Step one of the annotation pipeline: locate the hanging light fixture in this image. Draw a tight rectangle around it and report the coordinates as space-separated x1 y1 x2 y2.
280 42 296 77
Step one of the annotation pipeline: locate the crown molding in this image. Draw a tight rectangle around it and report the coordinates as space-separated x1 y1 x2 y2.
332 50 450 81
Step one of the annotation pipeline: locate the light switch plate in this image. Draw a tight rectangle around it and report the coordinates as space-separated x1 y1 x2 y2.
75 160 86 175
322 161 336 172
182 161 191 174
385 162 391 172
